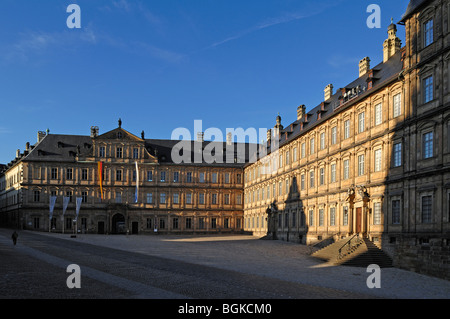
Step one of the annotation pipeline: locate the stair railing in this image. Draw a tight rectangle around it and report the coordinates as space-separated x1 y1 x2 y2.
338 233 363 260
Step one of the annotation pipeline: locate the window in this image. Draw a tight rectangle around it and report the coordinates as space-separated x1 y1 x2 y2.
358 154 365 176
173 171 179 183
309 209 314 226
51 168 58 180
160 193 166 204
421 195 432 223
147 171 153 182
34 190 40 202
115 192 122 203
343 159 349 180
424 19 434 47
393 143 402 167
116 147 123 158
160 171 166 182
301 174 305 190
344 120 350 139
285 151 290 165
81 169 88 181
133 148 139 159
343 206 349 226
279 181 282 195
173 193 179 204
185 193 192 204
81 191 88 203
172 218 179 229
224 194 230 205
424 75 433 103
358 112 365 133
331 126 337 145
319 167 325 185
199 172 205 183
309 170 314 188
423 131 433 159
330 164 336 183
320 132 325 150
99 146 105 158
301 142 306 158
375 103 382 125
159 218 166 229
393 94 401 118
186 172 192 183
66 191 73 202
211 218 217 229
373 202 382 225
212 193 217 204
146 218 152 229
186 218 192 229
319 209 324 226
374 149 382 172
146 193 153 204
236 173 242 184
199 193 205 204
330 207 336 226
293 147 298 162
199 217 205 229
212 173 217 183
116 169 122 181
224 173 230 184
392 199 401 224
310 138 315 155
66 168 73 180
236 194 242 205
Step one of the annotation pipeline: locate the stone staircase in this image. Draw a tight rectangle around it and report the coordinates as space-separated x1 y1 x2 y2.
311 236 393 268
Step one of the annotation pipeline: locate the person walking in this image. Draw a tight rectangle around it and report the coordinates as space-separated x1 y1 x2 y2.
11 231 18 246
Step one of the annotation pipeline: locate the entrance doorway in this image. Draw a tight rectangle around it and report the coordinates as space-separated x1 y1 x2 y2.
131 222 139 235
355 207 362 233
112 213 126 234
98 221 105 234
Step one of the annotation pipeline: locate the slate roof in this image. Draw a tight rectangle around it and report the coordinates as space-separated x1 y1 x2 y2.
268 49 405 154
1 132 254 172
399 0 430 23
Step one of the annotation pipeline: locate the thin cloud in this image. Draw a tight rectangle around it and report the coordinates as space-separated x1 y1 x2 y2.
206 1 343 50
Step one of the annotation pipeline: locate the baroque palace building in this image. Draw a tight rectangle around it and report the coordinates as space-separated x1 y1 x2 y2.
243 0 450 274
0 120 249 235
0 0 449 277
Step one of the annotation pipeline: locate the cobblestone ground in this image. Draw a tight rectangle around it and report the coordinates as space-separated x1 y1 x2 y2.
0 228 449 300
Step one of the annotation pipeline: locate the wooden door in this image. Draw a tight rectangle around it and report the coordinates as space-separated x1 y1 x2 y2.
355 207 362 233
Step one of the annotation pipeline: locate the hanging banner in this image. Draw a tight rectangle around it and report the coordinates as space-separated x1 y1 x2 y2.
62 196 70 216
135 161 139 203
98 161 104 200
49 196 57 220
75 197 82 222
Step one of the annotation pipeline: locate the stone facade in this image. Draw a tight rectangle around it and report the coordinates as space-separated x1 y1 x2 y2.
243 0 450 278
0 123 246 235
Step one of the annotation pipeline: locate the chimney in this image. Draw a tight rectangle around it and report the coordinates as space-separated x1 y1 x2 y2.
25 142 30 151
226 132 232 145
359 57 370 77
267 129 272 142
324 84 333 101
90 126 99 138
383 21 401 62
297 105 306 121
197 132 204 142
16 149 21 158
37 131 46 143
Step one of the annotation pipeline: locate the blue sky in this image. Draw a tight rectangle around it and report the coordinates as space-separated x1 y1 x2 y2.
0 0 408 164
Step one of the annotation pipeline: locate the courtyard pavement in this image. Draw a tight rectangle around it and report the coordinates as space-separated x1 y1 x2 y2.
25 231 450 299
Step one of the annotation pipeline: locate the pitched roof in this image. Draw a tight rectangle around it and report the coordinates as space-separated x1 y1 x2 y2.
267 49 405 153
399 0 430 23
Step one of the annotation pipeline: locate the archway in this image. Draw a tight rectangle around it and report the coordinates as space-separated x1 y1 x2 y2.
112 213 126 234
